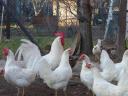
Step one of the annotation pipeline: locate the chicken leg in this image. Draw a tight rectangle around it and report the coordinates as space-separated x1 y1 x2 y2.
63 90 67 96
63 87 67 96
17 88 20 96
55 90 58 96
22 88 25 96
90 90 95 96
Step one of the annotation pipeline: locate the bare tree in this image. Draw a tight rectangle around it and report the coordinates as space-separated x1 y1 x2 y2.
116 0 127 61
61 0 98 55
78 0 94 55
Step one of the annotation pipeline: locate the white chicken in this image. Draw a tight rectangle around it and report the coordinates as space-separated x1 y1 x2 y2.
92 39 102 62
92 66 128 96
43 36 64 70
79 51 116 87
100 50 117 81
114 49 128 81
79 53 116 95
100 49 128 81
37 48 73 96
100 50 114 69
79 54 93 90
16 36 64 70
15 39 41 68
3 48 37 96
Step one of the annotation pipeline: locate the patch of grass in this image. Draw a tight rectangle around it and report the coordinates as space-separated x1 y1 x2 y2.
0 36 72 59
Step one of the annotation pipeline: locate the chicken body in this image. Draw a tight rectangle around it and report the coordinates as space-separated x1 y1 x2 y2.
4 49 37 96
80 54 93 90
38 48 72 96
16 37 64 70
92 67 128 96
43 37 64 70
100 49 128 81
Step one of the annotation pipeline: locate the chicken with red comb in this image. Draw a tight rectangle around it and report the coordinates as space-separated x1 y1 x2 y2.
16 35 64 70
79 54 94 95
3 48 37 96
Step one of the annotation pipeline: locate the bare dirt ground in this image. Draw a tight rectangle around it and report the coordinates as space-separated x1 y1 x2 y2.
0 77 93 96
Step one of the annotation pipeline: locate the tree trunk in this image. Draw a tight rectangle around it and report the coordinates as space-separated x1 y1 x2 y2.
116 0 127 61
78 0 93 55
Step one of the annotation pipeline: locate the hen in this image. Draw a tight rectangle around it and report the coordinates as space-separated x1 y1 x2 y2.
79 54 93 90
92 39 102 62
79 51 116 84
100 49 128 81
37 48 73 96
114 49 128 81
3 48 37 96
100 50 117 81
92 67 128 96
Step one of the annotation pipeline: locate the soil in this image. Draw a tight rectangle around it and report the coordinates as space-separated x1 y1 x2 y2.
0 76 93 96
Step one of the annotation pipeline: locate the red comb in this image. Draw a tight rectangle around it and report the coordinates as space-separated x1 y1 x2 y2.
85 63 92 69
3 48 9 52
79 52 86 56
79 53 86 60
53 32 65 46
53 32 65 37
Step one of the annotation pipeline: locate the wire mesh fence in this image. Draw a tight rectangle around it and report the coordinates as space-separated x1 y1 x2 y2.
0 0 80 40
0 0 121 42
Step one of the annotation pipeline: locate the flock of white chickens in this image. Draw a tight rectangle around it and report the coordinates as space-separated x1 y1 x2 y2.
80 39 128 96
1 33 128 96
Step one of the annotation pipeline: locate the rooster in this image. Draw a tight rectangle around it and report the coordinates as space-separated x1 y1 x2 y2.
16 33 64 70
37 48 73 96
43 36 64 70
